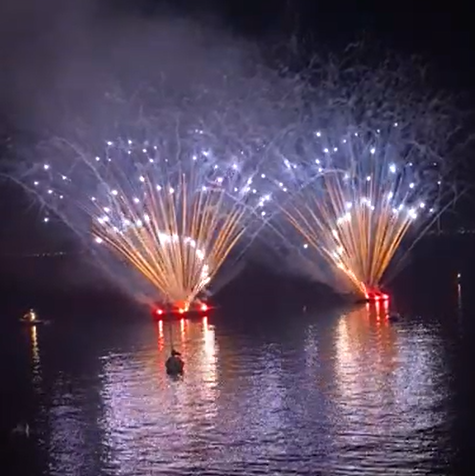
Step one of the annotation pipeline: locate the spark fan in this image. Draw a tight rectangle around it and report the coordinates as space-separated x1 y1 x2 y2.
20 134 273 307
274 124 456 297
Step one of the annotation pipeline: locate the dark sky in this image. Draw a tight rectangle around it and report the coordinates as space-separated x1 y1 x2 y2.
0 0 474 257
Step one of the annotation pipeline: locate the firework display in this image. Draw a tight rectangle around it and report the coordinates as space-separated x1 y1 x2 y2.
24 132 275 307
270 122 456 297
10 43 464 304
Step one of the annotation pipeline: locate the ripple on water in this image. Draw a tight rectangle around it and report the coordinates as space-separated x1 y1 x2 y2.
25 307 459 475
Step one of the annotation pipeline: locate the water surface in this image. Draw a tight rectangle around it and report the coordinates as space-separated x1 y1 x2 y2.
3 302 472 475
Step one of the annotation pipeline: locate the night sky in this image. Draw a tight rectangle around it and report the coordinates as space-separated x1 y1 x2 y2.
0 0 474 287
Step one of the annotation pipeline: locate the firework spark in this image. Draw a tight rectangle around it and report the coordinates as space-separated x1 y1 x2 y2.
273 124 457 296
21 134 273 307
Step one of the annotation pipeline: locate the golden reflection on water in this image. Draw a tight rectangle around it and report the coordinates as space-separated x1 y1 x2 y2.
29 325 43 392
99 317 219 472
333 301 450 468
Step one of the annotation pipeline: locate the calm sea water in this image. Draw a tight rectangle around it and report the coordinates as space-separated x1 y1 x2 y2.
2 299 473 475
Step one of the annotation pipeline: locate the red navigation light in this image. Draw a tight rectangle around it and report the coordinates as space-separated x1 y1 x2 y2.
382 294 389 300
155 308 163 315
179 308 185 314
201 303 208 311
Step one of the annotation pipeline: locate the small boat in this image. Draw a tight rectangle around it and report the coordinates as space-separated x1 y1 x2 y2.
19 309 49 325
153 300 214 320
11 421 30 438
165 350 185 376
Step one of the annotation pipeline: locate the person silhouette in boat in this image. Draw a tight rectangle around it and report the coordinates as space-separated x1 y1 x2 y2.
165 349 184 375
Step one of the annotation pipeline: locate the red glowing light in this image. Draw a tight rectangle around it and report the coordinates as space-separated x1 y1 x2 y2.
155 308 163 315
201 304 208 311
179 308 185 314
364 289 390 303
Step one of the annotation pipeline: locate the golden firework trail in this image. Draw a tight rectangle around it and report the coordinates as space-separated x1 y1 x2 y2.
24 137 272 307
278 126 447 297
93 174 247 307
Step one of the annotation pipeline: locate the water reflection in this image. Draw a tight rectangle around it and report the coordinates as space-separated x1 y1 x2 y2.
29 325 43 394
30 307 458 475
99 317 219 474
333 304 453 474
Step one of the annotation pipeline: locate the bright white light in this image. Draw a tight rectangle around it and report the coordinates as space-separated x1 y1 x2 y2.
34 181 39 186
139 176 145 183
370 147 376 155
419 202 426 209
389 164 396 173
95 237 103 244
323 148 329 153
43 164 50 170
409 183 415 189
316 131 321 137
333 147 338 152
169 187 174 194
47 189 53 194
366 176 371 181
315 159 320 164
95 156 100 162
156 185 162 191
111 190 118 196
261 173 266 178
107 141 113 146
43 217 49 223
133 197 140 203
303 243 309 249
